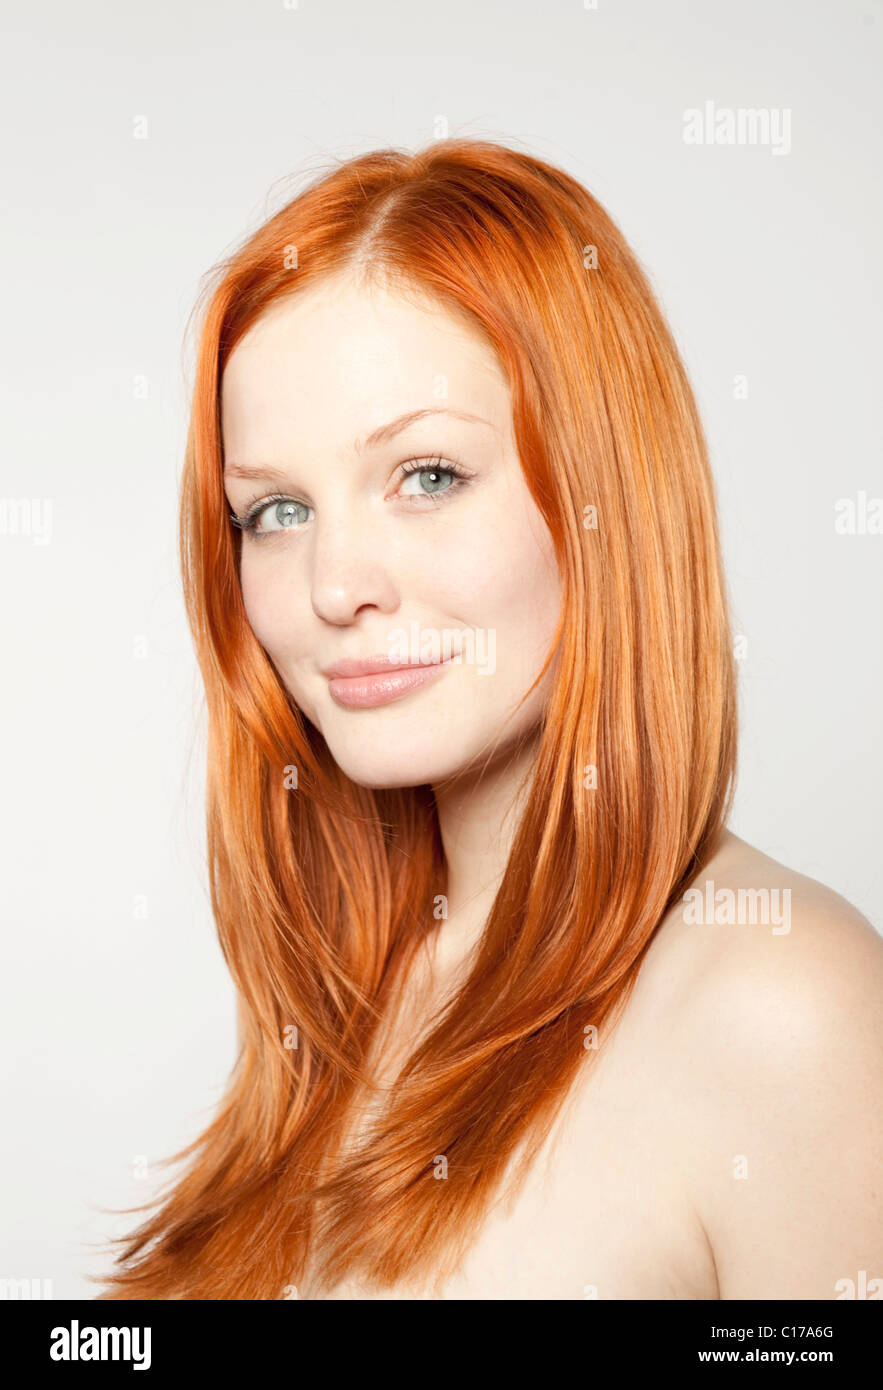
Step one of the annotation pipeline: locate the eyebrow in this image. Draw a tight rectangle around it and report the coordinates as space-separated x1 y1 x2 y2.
223 407 494 484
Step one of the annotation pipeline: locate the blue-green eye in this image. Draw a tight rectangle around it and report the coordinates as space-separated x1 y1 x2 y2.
397 458 466 498
230 494 310 540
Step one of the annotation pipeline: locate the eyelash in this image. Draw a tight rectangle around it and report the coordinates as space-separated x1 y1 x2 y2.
229 456 472 541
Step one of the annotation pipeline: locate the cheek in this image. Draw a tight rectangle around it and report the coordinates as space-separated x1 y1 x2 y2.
458 509 561 645
239 557 304 661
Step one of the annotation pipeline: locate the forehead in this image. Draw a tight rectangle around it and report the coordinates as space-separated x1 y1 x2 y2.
220 270 511 460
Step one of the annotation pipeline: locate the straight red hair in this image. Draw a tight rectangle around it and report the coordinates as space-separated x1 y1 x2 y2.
94 137 737 1299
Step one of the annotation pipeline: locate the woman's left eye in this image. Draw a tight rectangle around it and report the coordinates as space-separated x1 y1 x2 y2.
396 457 470 501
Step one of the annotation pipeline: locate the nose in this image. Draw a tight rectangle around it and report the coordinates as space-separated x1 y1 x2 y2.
308 504 401 626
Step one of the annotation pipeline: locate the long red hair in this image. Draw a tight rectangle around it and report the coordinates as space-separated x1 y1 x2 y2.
94 137 737 1299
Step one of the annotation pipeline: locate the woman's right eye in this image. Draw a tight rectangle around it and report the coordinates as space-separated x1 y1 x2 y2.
233 497 311 539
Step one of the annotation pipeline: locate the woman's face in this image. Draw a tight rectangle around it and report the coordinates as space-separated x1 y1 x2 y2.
221 269 562 789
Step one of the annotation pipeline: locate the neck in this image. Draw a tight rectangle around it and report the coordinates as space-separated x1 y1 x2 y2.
428 728 540 981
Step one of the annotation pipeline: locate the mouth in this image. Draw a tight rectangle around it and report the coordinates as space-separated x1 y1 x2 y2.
324 655 454 709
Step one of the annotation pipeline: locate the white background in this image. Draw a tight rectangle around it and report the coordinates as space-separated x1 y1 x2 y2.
1 0 880 1297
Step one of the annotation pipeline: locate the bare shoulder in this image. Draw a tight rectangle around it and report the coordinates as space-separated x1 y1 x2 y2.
641 830 883 1299
646 829 883 1011
669 830 883 1045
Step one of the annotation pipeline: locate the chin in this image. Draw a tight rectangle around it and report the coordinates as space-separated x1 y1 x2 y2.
323 733 472 791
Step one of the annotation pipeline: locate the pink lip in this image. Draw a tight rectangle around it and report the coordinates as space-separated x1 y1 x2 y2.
321 653 436 679
325 655 453 709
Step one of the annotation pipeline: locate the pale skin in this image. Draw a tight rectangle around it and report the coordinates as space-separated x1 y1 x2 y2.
221 268 883 1300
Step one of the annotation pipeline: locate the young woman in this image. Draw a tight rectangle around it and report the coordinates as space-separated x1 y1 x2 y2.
96 138 883 1300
